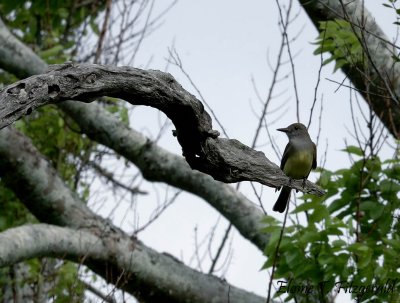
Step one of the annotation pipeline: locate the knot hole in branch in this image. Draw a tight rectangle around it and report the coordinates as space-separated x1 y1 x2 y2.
85 73 97 84
48 84 60 98
7 83 25 95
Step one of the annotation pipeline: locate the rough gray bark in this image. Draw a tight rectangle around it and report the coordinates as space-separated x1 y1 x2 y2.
0 19 45 79
0 225 106 267
299 0 400 139
0 224 267 303
0 127 267 303
0 63 324 196
0 19 44 78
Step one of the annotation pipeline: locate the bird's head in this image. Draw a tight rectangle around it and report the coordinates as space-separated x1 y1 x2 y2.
277 122 309 139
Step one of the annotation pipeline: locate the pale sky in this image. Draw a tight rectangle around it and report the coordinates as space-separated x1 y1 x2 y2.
92 1 398 302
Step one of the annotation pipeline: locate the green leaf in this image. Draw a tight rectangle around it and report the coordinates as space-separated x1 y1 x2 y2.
309 205 330 223
293 200 318 213
348 243 369 253
318 169 332 187
57 130 66 148
374 266 388 280
358 249 372 268
328 197 349 214
58 8 69 19
261 225 281 233
346 218 355 236
0 217 7 230
322 56 335 66
299 230 321 244
119 107 129 125
380 179 400 193
261 215 278 225
39 45 64 59
332 239 347 248
385 238 400 250
285 249 302 269
293 263 315 277
342 145 364 156
90 18 100 35
360 201 385 220
333 59 348 72
325 226 343 236
383 164 400 179
58 117 64 128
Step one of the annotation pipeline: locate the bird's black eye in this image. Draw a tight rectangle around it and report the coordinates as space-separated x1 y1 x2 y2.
295 126 299 130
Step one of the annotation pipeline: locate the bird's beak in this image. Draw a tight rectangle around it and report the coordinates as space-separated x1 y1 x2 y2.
277 127 289 133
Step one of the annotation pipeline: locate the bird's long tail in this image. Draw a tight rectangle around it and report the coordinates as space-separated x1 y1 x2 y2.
273 186 291 213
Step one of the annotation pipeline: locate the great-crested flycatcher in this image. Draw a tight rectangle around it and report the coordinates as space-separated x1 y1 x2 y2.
273 123 317 213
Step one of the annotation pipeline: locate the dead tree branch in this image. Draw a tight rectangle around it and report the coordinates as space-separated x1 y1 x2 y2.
0 63 324 196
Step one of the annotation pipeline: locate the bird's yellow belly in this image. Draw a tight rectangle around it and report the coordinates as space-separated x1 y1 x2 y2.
283 151 313 179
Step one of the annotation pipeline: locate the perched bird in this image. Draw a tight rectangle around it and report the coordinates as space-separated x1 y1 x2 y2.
273 123 317 213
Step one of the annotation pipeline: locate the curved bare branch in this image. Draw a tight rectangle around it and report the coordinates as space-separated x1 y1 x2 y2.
0 62 324 196
0 223 267 303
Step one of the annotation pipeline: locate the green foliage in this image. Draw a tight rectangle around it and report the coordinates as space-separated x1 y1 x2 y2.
15 106 94 189
382 0 400 27
48 262 85 303
105 97 130 126
0 184 35 232
0 259 85 303
0 0 105 63
314 19 364 72
262 150 400 302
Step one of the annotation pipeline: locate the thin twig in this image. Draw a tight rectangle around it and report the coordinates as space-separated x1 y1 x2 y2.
82 280 117 303
135 191 180 233
166 48 230 138
266 198 290 303
94 0 112 63
275 0 301 122
208 224 232 274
